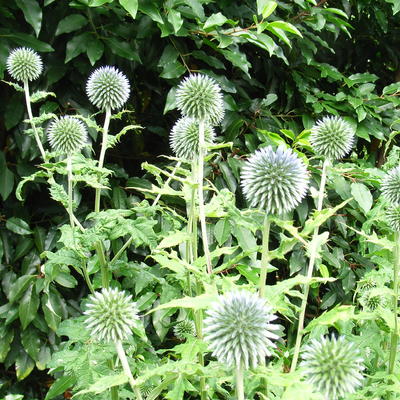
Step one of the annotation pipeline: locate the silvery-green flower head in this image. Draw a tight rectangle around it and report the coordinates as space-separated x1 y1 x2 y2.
381 167 400 205
84 287 139 342
203 291 279 369
7 47 43 82
240 145 309 215
310 116 354 160
86 66 130 110
173 319 196 340
170 116 215 160
301 335 364 400
386 204 400 231
176 74 224 125
47 116 88 154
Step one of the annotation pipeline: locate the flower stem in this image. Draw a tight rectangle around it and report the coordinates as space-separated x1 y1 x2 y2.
115 341 143 400
23 81 46 160
259 215 271 298
95 106 111 213
291 158 329 372
389 231 400 374
152 161 182 206
235 363 245 400
197 120 212 274
66 156 75 231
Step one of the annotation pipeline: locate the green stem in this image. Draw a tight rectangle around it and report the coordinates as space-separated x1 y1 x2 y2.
152 161 182 206
95 107 111 213
23 81 46 160
66 156 75 231
111 237 133 264
115 341 143 400
291 158 330 372
197 120 212 274
259 215 271 298
389 231 400 374
235 363 245 400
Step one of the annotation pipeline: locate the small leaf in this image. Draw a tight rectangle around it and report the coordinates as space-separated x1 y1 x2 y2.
55 14 87 35
149 293 218 313
45 375 77 400
6 217 32 235
21 325 41 359
351 182 373 214
0 167 14 201
257 0 277 18
19 283 40 329
119 0 138 19
9 275 36 303
157 231 191 249
86 39 104 65
214 219 231 246
268 21 302 37
15 0 42 37
204 13 227 29
75 374 128 395
16 350 35 380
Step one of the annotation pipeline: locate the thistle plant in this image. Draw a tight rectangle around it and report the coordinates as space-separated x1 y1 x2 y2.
173 319 196 340
6 47 46 159
84 288 143 400
176 74 224 275
240 145 309 298
301 335 364 400
47 116 87 233
203 291 279 400
291 116 355 371
381 169 400 374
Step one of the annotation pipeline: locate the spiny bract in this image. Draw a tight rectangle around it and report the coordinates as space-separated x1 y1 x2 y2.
203 291 279 369
240 145 309 215
301 335 364 400
310 116 354 160
84 287 139 342
47 116 87 153
170 116 215 160
173 319 196 340
86 66 130 110
386 204 400 231
176 74 224 125
7 47 43 82
382 167 400 205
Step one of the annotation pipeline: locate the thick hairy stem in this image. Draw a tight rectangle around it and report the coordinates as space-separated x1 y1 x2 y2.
153 161 182 206
95 107 111 213
115 341 143 400
291 158 330 372
197 120 212 274
259 215 271 298
235 364 245 400
23 81 46 160
389 231 400 374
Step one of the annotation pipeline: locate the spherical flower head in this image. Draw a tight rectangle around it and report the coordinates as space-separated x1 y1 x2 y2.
170 117 215 160
83 287 139 342
86 66 130 110
47 116 88 154
173 319 196 340
382 167 400 205
176 74 224 125
7 47 43 82
359 288 386 311
310 116 354 160
386 204 400 231
203 291 279 369
240 145 309 215
301 335 364 400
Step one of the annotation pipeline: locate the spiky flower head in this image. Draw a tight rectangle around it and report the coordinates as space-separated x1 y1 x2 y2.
240 145 309 215
386 204 400 231
203 291 279 369
382 167 400 205
86 66 130 110
301 335 364 400
6 47 43 82
176 74 224 125
47 116 87 154
359 288 386 311
84 287 139 342
310 116 354 160
170 117 215 160
173 319 196 340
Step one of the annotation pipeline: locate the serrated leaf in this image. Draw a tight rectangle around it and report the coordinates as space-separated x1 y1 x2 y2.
157 231 191 249
75 374 128 395
149 293 218 313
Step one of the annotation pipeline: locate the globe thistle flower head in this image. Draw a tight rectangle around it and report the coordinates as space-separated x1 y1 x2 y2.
301 335 364 400
359 288 386 311
86 66 130 110
386 204 400 231
176 74 224 125
240 145 309 215
7 47 43 82
173 319 196 340
203 291 279 369
382 167 400 205
170 117 215 160
310 116 354 160
47 116 88 154
84 287 139 342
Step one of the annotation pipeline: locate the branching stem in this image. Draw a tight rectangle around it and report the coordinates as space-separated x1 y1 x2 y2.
291 158 330 371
